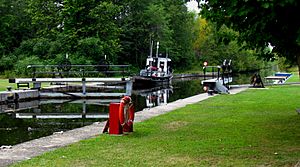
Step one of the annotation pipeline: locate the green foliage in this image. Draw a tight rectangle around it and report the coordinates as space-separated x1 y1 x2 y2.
68 54 93 65
0 54 17 71
76 37 104 61
0 0 197 75
200 0 300 72
14 56 43 76
32 38 51 58
192 17 268 72
0 0 32 54
277 57 294 71
13 38 58 61
144 4 172 45
117 0 195 69
166 1 195 69
61 0 121 56
27 0 63 39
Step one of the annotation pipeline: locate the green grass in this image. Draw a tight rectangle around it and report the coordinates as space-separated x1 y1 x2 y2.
0 79 16 91
0 79 55 91
12 85 300 167
286 72 300 82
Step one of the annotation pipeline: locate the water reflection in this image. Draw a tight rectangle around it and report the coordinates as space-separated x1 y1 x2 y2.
0 74 257 146
170 78 204 101
0 100 111 146
136 87 173 108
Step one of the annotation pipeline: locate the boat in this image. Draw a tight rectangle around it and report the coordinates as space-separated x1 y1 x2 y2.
264 72 293 84
133 42 173 89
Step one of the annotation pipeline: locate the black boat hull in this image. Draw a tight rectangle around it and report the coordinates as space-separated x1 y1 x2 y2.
133 76 172 89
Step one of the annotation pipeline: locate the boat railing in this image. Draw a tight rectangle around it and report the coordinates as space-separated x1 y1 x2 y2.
203 66 221 80
141 69 171 77
203 60 232 87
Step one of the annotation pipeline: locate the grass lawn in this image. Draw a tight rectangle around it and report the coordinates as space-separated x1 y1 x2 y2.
0 79 54 91
12 85 300 167
286 72 300 82
0 79 16 91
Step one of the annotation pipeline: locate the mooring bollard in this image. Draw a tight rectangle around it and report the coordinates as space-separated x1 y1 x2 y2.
6 86 12 91
103 96 135 135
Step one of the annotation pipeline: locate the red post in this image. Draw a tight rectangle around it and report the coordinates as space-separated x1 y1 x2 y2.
108 103 123 135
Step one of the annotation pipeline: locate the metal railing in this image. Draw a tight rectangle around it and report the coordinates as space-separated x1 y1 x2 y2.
27 64 131 78
203 60 232 87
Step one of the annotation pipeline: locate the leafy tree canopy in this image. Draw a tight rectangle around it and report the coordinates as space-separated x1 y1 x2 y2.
192 17 270 72
199 0 300 74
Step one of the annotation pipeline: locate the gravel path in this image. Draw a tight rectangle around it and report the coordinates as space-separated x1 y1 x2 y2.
0 87 247 167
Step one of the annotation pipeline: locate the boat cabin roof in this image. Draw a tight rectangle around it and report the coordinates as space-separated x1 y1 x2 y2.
146 57 171 62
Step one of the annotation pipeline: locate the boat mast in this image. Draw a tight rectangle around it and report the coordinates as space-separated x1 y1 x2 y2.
166 48 168 58
149 40 153 58
156 41 159 58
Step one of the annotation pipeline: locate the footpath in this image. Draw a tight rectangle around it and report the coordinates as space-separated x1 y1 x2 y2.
0 87 247 167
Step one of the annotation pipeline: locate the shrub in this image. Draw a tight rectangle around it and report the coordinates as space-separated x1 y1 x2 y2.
14 56 43 77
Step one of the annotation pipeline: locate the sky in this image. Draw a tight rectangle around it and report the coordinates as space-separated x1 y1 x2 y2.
186 0 200 13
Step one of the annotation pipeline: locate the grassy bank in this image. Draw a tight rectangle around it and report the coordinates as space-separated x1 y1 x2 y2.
12 85 300 166
0 79 16 91
286 72 300 82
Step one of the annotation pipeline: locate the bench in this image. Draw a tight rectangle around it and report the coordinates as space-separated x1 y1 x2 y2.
17 82 30 89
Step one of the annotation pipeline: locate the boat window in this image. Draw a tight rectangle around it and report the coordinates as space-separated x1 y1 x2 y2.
160 62 165 68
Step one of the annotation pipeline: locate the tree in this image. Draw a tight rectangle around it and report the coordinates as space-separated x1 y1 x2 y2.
0 0 196 75
27 0 63 39
192 17 267 72
117 0 195 69
26 0 121 63
0 0 32 55
193 17 210 58
165 0 195 69
200 0 300 75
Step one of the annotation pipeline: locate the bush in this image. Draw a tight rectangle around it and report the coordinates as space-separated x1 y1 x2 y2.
77 37 105 61
4 70 16 78
0 54 17 71
14 56 43 77
32 38 51 58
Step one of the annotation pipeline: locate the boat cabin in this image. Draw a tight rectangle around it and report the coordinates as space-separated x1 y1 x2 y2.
145 57 171 74
139 57 172 78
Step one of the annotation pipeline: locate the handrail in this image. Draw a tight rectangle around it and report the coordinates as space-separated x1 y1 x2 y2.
202 60 233 87
203 66 221 80
27 64 130 68
27 64 131 78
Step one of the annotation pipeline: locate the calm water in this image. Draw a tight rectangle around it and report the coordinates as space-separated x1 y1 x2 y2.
0 73 267 146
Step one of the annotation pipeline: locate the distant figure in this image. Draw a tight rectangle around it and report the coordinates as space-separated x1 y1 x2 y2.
251 73 265 88
168 66 173 74
150 66 157 71
160 65 164 72
158 67 162 72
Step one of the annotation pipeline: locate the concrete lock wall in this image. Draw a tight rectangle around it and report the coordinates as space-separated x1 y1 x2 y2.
0 90 39 104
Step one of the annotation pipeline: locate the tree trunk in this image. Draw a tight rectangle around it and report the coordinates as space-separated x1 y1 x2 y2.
297 52 300 79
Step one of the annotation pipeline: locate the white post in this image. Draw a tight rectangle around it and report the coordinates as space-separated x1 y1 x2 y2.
82 101 86 118
82 78 86 95
125 80 133 96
